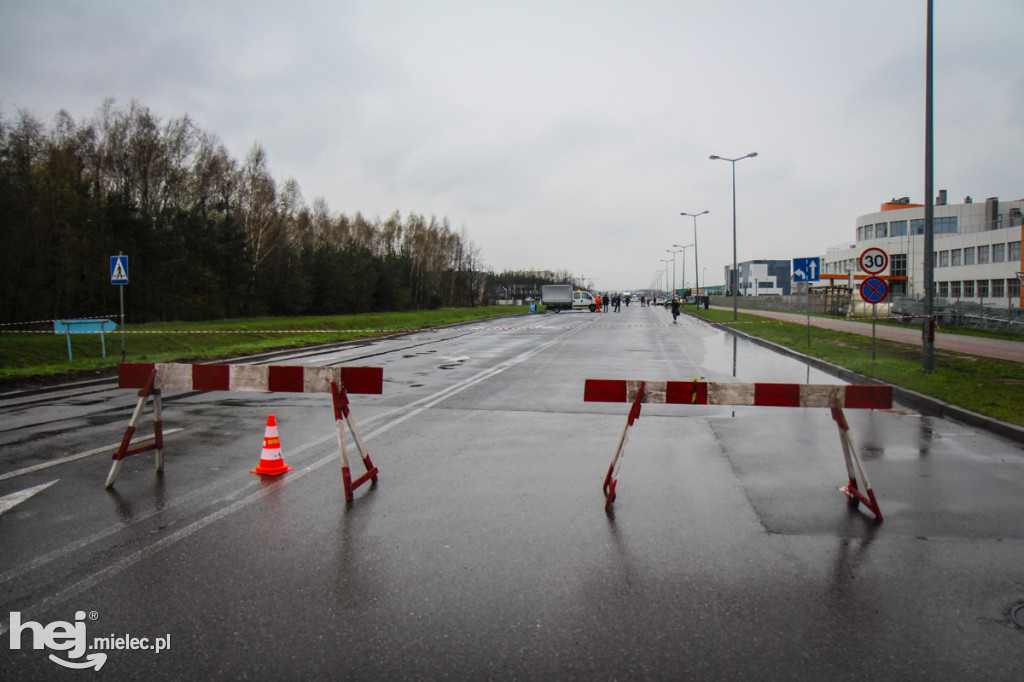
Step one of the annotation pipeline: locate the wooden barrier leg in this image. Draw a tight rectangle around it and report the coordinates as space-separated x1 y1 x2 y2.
106 369 159 489
603 417 632 510
153 390 165 473
830 391 859 503
603 382 645 511
336 408 354 502
345 413 378 485
332 380 378 503
830 393 883 521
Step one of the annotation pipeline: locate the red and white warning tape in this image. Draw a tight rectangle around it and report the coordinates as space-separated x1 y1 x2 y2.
0 314 118 327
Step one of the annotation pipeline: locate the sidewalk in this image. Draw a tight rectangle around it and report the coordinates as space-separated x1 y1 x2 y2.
710 307 1024 363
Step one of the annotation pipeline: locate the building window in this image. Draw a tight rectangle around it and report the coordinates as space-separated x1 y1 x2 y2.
1009 241 1021 261
890 220 908 237
992 279 1005 298
939 250 949 267
951 281 962 298
889 253 907 295
911 219 925 235
964 280 975 297
993 243 1006 263
950 248 962 266
875 222 888 238
978 280 990 298
864 224 873 239
1009 278 1021 299
891 253 907 277
964 247 976 265
978 245 990 264
935 216 958 233
938 281 949 297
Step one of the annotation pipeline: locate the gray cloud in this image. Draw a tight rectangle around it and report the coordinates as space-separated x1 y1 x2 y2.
2 0 1021 290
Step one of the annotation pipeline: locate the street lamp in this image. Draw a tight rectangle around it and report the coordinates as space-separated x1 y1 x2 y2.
709 152 758 321
660 259 672 298
672 244 694 295
666 247 683 295
680 210 708 298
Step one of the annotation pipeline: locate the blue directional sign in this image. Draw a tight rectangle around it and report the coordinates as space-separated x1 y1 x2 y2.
110 255 129 285
792 257 820 282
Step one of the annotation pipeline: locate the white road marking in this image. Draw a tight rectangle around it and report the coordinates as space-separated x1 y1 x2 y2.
0 480 58 516
0 429 184 482
0 323 588 635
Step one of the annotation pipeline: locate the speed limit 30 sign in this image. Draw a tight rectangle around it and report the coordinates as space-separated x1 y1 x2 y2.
860 247 888 275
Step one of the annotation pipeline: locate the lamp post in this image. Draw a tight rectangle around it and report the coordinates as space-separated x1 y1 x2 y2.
922 0 935 372
666 248 683 295
660 259 672 298
680 211 708 298
672 244 693 296
709 152 758 321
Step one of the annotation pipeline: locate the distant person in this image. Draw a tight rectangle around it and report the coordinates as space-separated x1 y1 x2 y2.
640 295 646 307
595 294 602 313
671 297 680 324
614 295 621 312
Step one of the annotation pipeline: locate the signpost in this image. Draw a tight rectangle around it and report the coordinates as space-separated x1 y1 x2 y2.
859 246 890 360
111 254 128 361
793 257 821 347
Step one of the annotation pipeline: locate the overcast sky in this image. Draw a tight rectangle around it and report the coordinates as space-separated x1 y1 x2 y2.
2 0 1022 291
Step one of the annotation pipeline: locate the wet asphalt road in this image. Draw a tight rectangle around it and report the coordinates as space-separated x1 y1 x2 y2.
1 305 1023 680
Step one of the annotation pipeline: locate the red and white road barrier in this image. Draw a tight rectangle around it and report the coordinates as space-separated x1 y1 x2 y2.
110 363 383 502
584 379 892 520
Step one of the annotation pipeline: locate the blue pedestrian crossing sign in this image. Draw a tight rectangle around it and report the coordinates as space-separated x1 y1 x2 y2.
110 255 129 285
792 257 820 282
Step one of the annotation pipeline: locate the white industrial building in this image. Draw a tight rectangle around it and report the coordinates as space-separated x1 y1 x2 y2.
824 193 1023 305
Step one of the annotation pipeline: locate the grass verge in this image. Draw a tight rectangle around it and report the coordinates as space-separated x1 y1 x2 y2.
690 307 1024 428
0 306 529 386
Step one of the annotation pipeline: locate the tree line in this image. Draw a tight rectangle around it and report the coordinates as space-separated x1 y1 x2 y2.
0 98 489 324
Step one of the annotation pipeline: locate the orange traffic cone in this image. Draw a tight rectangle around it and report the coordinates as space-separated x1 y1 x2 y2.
250 415 294 475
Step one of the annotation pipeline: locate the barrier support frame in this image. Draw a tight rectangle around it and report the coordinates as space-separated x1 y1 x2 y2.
331 379 378 502
105 368 164 489
589 379 887 521
602 381 645 512
830 390 883 520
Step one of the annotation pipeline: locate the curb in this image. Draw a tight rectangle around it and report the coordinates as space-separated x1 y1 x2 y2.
690 312 1024 445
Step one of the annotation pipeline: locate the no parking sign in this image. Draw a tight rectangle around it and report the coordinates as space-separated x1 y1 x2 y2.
860 276 889 303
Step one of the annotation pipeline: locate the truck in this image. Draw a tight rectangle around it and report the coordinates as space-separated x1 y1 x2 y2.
541 284 597 312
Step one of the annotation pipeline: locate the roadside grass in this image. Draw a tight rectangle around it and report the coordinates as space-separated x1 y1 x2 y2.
691 307 1024 427
752 305 1024 342
0 306 529 384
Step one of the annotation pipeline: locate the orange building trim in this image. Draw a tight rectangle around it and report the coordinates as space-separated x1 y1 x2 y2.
880 201 924 211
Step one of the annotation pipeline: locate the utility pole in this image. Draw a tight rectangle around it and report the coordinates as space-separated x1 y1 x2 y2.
922 0 935 371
